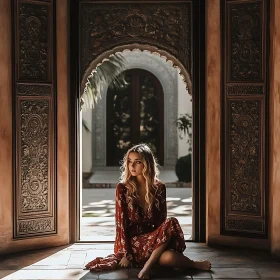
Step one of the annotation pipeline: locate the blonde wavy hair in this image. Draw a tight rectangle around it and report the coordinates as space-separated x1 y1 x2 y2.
120 143 160 210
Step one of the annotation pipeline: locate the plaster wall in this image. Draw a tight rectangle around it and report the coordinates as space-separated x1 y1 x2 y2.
0 0 70 254
205 0 269 250
0 0 13 254
269 0 280 255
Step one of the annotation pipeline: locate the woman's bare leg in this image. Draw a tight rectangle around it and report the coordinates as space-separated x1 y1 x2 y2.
158 250 211 271
138 242 169 279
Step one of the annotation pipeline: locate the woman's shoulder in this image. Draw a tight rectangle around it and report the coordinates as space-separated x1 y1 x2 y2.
116 182 128 195
115 183 127 200
116 182 126 191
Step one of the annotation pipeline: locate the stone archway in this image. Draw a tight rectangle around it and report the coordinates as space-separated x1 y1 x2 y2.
81 44 192 95
90 50 189 170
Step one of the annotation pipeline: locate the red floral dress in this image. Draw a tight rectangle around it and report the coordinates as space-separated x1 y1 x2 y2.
85 182 186 271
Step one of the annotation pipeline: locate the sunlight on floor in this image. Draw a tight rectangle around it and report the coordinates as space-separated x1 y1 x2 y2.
80 188 192 241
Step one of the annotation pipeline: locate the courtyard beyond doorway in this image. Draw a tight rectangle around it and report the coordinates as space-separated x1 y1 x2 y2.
81 170 192 241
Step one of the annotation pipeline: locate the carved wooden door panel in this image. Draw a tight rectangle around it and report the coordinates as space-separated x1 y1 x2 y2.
12 0 57 238
79 2 192 83
106 69 164 166
221 0 269 238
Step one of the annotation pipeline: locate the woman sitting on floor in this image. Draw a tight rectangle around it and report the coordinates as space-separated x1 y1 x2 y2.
85 143 211 279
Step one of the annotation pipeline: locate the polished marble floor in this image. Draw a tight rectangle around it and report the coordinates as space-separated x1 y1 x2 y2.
1 243 280 279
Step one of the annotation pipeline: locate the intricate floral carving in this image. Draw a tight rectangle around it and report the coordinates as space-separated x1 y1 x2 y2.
229 2 262 81
18 218 54 235
17 84 52 96
222 1 268 238
228 100 261 214
226 84 264 95
226 218 263 233
13 1 56 239
18 2 50 80
80 3 191 76
20 100 49 212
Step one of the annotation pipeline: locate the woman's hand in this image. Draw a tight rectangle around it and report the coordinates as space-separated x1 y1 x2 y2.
119 256 130 268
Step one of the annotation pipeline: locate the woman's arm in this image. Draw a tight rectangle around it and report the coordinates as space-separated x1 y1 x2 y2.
114 183 133 263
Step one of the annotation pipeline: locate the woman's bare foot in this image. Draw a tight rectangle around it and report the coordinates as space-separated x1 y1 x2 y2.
193 260 211 271
138 266 150 279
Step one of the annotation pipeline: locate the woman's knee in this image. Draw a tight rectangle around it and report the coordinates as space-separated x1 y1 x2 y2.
167 217 178 224
158 250 174 266
164 217 179 229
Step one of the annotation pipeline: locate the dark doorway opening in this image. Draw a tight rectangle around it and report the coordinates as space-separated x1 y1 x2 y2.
107 69 164 166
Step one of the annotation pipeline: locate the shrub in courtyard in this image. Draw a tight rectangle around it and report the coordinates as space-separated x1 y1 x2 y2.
175 154 192 183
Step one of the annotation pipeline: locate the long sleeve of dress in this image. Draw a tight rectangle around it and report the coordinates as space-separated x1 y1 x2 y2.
154 184 167 228
114 183 133 261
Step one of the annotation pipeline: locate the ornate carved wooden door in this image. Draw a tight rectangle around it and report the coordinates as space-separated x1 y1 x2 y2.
106 69 164 166
221 0 269 238
12 0 57 238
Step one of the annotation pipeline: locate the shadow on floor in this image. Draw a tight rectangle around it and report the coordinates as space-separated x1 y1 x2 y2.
1 243 280 279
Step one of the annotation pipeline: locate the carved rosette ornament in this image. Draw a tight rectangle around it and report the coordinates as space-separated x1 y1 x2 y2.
80 3 191 79
222 0 268 238
13 0 56 238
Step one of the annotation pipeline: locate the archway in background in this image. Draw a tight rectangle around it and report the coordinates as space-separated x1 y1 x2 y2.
80 50 193 241
88 50 184 171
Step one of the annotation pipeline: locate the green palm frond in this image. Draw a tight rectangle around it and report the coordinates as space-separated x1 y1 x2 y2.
175 113 192 152
81 54 127 111
175 113 192 136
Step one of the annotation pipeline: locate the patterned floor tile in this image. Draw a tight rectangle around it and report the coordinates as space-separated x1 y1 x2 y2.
211 268 259 279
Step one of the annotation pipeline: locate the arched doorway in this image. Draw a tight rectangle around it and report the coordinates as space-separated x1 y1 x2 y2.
88 50 181 171
70 0 206 242
81 51 192 241
106 69 164 166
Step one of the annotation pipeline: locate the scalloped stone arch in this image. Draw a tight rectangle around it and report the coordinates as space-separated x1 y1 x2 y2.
81 44 192 96
90 49 190 169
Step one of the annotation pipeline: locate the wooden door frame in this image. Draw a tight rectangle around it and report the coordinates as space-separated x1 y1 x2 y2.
69 0 206 242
